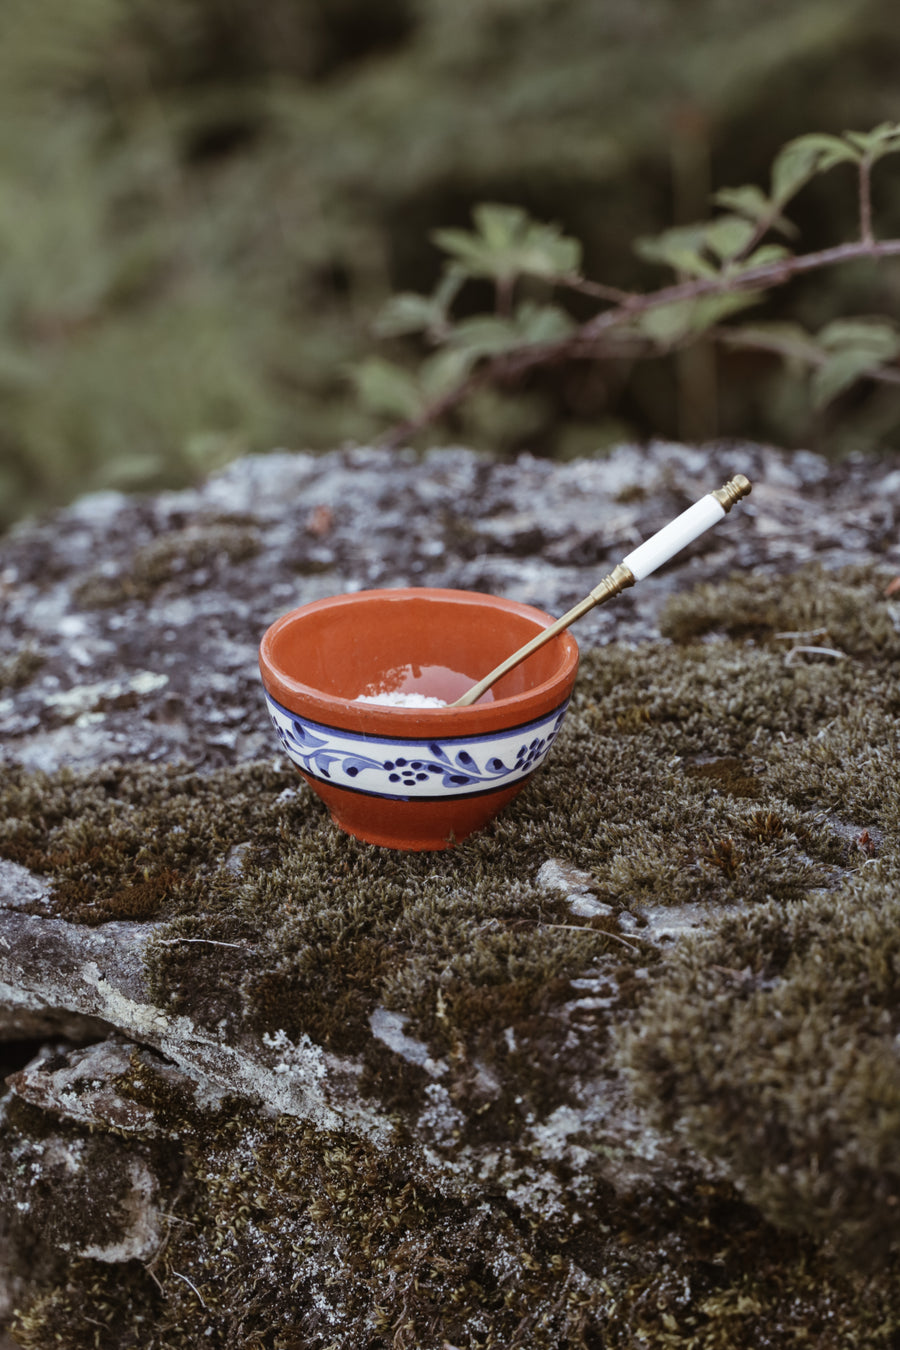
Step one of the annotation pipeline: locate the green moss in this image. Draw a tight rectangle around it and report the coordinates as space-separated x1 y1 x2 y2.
618 852 900 1258
74 519 261 609
0 759 299 927
8 1090 617 1350
608 565 900 1259
659 563 900 659
12 1266 158 1350
0 646 44 692
4 563 900 1341
3 563 895 1057
11 1093 900 1348
684 756 761 798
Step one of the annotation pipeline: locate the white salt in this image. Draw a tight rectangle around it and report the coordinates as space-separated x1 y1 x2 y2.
353 691 448 708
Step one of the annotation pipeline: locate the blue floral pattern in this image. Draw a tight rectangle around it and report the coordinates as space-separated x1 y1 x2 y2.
264 694 569 799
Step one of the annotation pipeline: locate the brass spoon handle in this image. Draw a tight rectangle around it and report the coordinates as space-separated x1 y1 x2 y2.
450 474 751 707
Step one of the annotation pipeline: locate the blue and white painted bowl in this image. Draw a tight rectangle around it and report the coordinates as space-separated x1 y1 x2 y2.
259 588 579 851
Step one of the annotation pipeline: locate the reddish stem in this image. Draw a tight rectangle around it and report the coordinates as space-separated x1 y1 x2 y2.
380 235 900 447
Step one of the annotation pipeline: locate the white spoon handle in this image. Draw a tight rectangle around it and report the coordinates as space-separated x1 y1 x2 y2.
623 493 726 580
451 474 751 707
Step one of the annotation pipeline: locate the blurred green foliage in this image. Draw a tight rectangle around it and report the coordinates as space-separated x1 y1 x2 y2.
2 0 900 529
359 129 900 441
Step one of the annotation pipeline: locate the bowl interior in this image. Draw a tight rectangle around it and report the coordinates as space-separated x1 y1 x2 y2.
263 589 570 705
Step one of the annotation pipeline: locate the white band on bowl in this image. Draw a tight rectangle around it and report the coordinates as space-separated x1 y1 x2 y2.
264 694 570 800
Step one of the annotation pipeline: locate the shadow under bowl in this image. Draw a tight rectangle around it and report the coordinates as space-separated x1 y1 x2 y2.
258 587 579 850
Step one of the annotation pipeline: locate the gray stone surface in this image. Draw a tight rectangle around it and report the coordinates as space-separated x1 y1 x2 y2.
1 440 898 1347
1 439 895 777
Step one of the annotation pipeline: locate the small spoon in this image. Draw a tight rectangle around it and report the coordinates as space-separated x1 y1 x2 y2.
450 474 752 707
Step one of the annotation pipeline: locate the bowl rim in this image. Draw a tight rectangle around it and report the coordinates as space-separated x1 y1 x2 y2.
258 586 579 733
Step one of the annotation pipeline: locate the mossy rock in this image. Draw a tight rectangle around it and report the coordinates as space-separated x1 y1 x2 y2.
4 564 900 1343
3 444 900 1346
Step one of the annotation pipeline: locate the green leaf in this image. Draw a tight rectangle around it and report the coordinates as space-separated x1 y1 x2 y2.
373 263 467 339
419 347 478 400
712 185 771 223
635 225 718 278
725 316 900 402
513 300 575 344
474 204 582 277
433 204 581 285
433 265 466 312
817 317 900 360
812 349 890 408
844 122 900 162
638 215 785 275
374 292 442 338
808 317 900 406
636 302 694 346
637 290 761 347
447 314 523 359
472 202 529 250
703 215 757 262
352 357 423 421
737 244 792 269
722 320 823 364
446 302 573 362
516 227 582 280
712 186 798 240
431 226 498 275
770 133 859 206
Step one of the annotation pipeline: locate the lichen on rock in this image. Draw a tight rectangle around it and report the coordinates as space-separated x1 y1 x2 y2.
2 442 900 1346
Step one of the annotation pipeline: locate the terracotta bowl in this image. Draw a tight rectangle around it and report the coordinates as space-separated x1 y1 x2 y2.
258 588 579 851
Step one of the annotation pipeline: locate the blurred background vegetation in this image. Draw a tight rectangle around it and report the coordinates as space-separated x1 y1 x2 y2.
2 0 900 531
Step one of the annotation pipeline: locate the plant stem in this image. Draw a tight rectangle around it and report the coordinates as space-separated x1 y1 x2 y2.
380 235 900 447
559 275 633 304
859 156 875 248
712 323 900 385
581 237 900 341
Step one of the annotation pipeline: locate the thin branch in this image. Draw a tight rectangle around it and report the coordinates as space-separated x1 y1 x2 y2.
711 323 900 386
784 645 848 666
154 938 249 949
379 234 900 447
540 922 645 952
580 237 900 342
859 156 875 249
379 363 497 448
558 274 634 304
172 1272 208 1308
